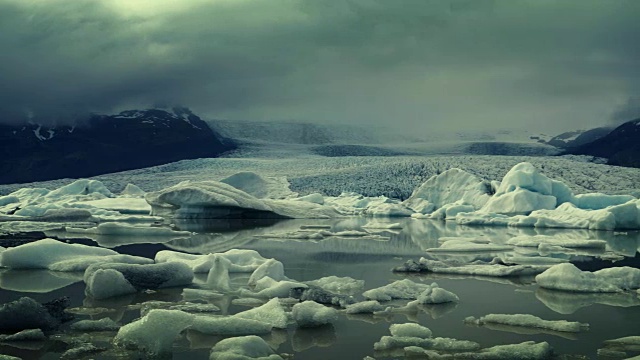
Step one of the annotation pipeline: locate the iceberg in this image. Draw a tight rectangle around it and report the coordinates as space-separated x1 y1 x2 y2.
292 301 338 327
464 313 588 333
535 263 640 292
84 262 194 299
145 180 339 219
209 335 284 360
0 238 152 271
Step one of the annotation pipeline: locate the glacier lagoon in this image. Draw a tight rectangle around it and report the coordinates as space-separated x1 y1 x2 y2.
1 218 639 359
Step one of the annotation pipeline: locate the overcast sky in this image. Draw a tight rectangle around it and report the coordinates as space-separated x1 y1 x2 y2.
1 0 639 132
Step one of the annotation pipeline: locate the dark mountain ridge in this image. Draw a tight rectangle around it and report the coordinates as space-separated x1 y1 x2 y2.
0 108 235 184
565 118 640 168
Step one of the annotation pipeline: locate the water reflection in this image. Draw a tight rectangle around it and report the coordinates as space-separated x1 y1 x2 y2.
0 269 83 293
535 287 640 314
292 325 336 352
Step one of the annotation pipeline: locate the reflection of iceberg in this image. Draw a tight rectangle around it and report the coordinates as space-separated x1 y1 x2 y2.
535 287 640 314
292 324 337 352
463 318 580 340
0 269 83 293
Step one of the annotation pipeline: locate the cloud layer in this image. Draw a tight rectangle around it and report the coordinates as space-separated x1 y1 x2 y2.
1 0 639 131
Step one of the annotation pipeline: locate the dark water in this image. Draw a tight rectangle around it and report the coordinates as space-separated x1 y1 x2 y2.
1 218 640 359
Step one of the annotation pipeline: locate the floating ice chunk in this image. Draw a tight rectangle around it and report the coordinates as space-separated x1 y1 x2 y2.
426 240 512 253
494 162 573 203
50 254 153 272
603 336 640 349
403 168 491 213
362 221 402 229
482 188 558 215
70 318 120 331
305 276 364 295
66 222 191 237
46 179 112 198
374 336 480 352
243 276 308 298
572 193 636 210
293 193 325 204
464 314 587 333
0 297 70 331
389 323 432 338
146 180 338 219
363 202 414 217
0 329 46 342
414 283 459 304
507 235 606 249
233 298 289 329
140 300 221 316
114 309 195 356
205 254 232 292
290 285 355 308
535 263 640 292
120 183 146 197
84 262 194 299
191 316 272 336
60 343 104 359
428 203 476 220
292 301 338 327
363 279 430 301
248 259 286 286
458 199 640 230
81 198 151 214
405 341 553 360
345 300 385 314
209 335 284 360
0 239 118 270
84 268 137 299
394 258 549 277
155 249 268 273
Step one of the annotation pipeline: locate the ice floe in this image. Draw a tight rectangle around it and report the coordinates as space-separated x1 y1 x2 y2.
464 313 588 333
209 335 284 360
292 301 338 327
84 262 194 299
0 239 152 271
535 263 640 292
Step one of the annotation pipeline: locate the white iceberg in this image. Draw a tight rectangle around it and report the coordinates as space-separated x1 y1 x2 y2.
209 335 284 360
363 279 430 301
155 249 269 273
145 180 339 219
292 301 338 327
464 313 588 333
0 239 152 271
506 235 607 249
84 262 194 299
535 263 640 292
402 168 491 214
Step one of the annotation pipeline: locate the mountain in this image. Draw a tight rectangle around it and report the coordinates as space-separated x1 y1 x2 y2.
566 118 640 168
0 108 235 184
542 127 613 148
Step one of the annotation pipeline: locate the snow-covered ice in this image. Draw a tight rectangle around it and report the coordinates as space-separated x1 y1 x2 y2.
0 239 152 271
209 335 284 360
464 314 588 333
363 279 430 301
155 249 269 273
292 301 338 327
84 262 194 299
535 263 640 292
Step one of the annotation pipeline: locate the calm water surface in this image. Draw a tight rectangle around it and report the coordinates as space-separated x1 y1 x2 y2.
1 218 639 359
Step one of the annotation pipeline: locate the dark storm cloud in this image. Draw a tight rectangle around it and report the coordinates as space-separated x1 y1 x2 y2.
0 0 639 131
